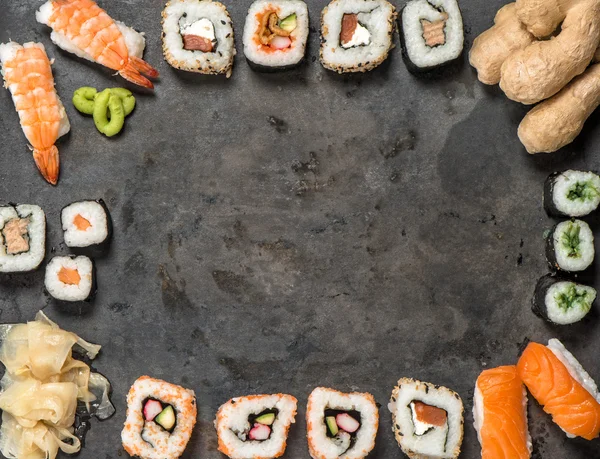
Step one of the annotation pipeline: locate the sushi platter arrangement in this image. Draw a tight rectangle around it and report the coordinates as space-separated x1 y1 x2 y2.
3 0 600 458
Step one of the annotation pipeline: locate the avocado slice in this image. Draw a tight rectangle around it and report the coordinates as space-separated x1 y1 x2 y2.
155 405 176 431
326 416 338 436
278 13 297 32
255 412 276 425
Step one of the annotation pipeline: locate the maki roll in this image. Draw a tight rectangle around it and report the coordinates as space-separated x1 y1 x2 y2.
0 204 45 273
122 376 197 459
400 0 463 72
320 0 396 73
473 366 531 459
546 219 595 272
61 199 111 248
389 378 464 459
306 387 378 459
544 170 600 217
45 255 95 302
533 274 596 325
243 0 309 70
162 0 235 77
215 393 298 459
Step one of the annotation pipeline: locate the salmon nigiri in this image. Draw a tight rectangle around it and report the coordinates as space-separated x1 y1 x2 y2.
474 365 531 459
517 339 600 440
0 42 70 185
36 0 159 89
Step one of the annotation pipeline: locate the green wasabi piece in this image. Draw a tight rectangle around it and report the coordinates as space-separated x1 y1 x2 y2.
109 88 136 116
93 89 125 137
72 87 97 115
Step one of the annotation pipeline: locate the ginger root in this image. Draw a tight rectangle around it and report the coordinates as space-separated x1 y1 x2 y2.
469 3 534 85
518 63 600 153
515 0 579 38
499 0 600 104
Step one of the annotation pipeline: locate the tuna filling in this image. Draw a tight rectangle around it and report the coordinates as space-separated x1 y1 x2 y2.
142 398 177 432
180 17 217 52
340 13 370 48
421 12 448 47
245 408 278 441
324 409 361 454
2 218 30 255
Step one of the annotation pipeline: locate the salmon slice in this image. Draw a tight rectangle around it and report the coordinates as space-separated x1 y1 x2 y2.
517 342 600 440
73 214 91 231
475 365 530 459
58 266 81 285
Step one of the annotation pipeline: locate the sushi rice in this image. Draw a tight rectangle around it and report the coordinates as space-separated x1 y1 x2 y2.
215 393 298 459
320 0 396 73
45 255 94 302
162 0 235 76
0 204 45 273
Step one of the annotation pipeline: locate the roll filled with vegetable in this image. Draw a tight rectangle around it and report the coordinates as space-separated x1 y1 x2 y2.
162 0 235 76
306 387 378 459
389 378 464 459
533 274 596 325
0 204 45 273
546 219 595 272
544 170 600 218
215 393 298 458
121 376 197 459
320 0 396 73
243 0 309 70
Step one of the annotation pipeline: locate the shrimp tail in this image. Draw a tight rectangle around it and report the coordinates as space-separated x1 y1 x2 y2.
129 56 159 78
33 146 59 185
119 62 154 89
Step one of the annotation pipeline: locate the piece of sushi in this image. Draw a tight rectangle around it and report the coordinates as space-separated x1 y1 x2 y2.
517 339 600 440
61 199 111 248
215 393 298 459
546 219 595 272
320 0 396 73
400 0 463 72
45 255 95 302
243 0 309 70
544 170 600 217
0 204 46 273
122 376 197 459
306 387 378 459
532 274 596 325
389 378 463 459
162 0 235 77
473 366 531 459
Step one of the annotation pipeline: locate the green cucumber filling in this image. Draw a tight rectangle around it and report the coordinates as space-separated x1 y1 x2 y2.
561 223 581 258
567 181 600 202
324 409 361 454
555 284 592 312
244 409 278 441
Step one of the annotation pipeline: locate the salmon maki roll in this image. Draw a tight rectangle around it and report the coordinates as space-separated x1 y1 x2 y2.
517 339 600 440
0 42 69 185
215 393 298 458
122 376 197 459
473 366 531 459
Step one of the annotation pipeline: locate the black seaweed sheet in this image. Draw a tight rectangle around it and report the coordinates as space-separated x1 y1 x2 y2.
1 0 600 458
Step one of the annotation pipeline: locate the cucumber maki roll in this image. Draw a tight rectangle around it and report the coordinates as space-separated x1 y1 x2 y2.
544 170 600 217
546 219 595 272
243 0 309 70
0 204 45 273
44 255 96 302
306 387 378 459
121 376 197 459
533 274 596 325
215 393 298 458
400 0 463 72
389 378 464 459
320 0 396 73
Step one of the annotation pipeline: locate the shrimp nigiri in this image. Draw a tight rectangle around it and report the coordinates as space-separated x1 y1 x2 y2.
36 0 159 89
0 42 70 185
518 339 600 440
473 365 531 459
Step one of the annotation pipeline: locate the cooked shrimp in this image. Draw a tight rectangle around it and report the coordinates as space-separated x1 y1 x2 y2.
37 0 159 89
0 42 70 185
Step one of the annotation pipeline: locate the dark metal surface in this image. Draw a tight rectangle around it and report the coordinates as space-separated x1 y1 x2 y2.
1 0 600 457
